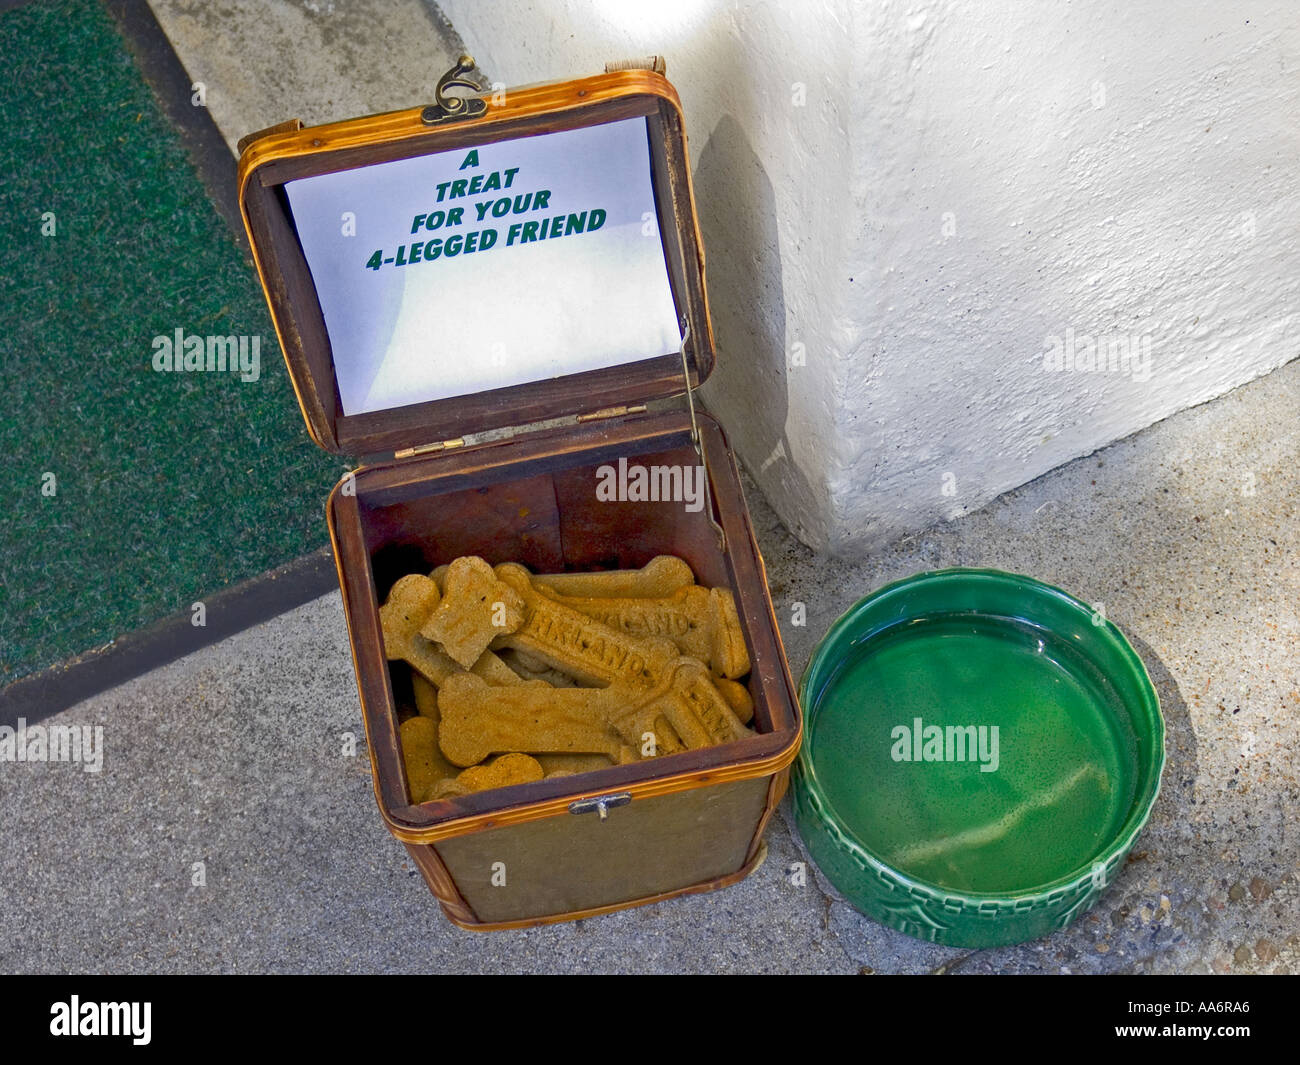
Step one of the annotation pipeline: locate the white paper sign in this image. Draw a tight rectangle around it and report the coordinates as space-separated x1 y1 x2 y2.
284 117 681 417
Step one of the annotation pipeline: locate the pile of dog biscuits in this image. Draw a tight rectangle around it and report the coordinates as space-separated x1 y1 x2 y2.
379 555 756 802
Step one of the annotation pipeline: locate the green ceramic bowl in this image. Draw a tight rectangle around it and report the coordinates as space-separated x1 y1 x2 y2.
791 568 1164 949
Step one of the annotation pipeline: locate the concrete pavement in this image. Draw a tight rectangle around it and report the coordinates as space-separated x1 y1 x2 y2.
3 357 1296 974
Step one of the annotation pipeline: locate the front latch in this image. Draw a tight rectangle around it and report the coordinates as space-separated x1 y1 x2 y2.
568 792 632 821
422 55 488 125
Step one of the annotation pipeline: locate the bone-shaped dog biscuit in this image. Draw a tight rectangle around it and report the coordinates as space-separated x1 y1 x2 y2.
534 584 750 678
491 563 680 686
421 557 525 669
399 715 459 804
412 672 440 719
465 650 527 687
437 673 666 766
535 753 615 776
713 677 754 725
381 573 523 687
706 587 750 680
665 657 755 747
432 753 545 799
381 574 454 685
498 648 578 687
531 555 695 599
410 672 481 782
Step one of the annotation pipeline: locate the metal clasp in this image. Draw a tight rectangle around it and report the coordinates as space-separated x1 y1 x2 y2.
422 55 487 125
568 792 632 821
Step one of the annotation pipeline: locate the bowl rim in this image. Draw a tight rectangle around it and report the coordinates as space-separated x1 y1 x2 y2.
794 566 1166 906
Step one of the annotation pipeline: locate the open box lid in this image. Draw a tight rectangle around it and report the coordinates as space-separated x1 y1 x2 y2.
237 60 715 456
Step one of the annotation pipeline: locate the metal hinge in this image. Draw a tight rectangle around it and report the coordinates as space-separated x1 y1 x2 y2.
576 404 647 423
568 792 632 821
394 438 465 459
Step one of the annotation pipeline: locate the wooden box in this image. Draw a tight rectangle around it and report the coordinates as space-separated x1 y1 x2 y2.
237 59 801 929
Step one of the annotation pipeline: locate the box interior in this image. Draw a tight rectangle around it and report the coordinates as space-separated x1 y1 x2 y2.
350 422 788 814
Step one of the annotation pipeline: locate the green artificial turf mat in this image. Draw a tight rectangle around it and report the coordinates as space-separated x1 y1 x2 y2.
0 0 348 684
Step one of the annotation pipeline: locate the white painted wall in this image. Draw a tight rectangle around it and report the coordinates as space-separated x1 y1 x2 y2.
444 1 1300 555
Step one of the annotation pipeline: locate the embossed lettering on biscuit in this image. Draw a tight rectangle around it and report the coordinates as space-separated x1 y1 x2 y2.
492 563 752 747
533 583 750 678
